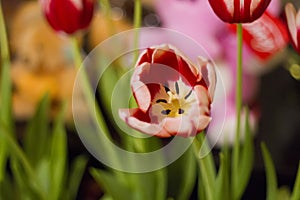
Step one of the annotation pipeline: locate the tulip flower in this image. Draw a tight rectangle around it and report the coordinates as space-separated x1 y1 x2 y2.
40 0 95 34
208 0 271 23
285 3 300 54
119 44 216 137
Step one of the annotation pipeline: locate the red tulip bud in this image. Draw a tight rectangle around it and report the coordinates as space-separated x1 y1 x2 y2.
208 0 271 23
40 0 95 35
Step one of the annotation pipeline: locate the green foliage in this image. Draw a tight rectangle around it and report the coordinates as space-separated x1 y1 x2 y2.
0 96 88 200
0 0 13 183
261 142 278 200
261 145 300 200
193 107 254 200
291 163 300 200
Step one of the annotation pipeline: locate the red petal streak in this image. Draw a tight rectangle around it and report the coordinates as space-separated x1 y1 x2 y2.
136 48 154 66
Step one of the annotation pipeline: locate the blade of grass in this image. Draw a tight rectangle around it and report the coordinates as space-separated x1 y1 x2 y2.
36 159 51 195
155 168 167 200
261 142 278 200
216 145 230 200
0 0 13 182
49 102 67 200
193 134 216 200
168 147 196 200
66 155 88 200
0 120 47 199
236 108 254 199
0 172 13 199
24 94 50 167
11 157 33 199
291 162 300 200
177 148 197 200
197 171 206 200
90 168 132 200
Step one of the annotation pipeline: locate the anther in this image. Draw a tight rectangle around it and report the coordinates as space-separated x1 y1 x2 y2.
164 84 170 93
161 109 171 115
175 82 179 94
156 99 168 104
178 108 185 114
184 89 192 99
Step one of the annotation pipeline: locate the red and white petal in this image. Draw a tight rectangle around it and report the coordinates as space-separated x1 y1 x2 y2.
162 117 196 137
136 48 154 67
187 101 212 134
119 108 162 135
285 3 298 48
151 44 199 85
131 63 152 112
209 0 271 23
193 85 211 107
198 57 216 101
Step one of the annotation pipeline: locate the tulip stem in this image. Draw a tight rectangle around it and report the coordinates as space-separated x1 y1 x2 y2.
232 23 243 200
71 37 112 139
133 0 142 61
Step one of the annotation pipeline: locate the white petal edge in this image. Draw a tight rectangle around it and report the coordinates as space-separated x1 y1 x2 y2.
285 3 298 47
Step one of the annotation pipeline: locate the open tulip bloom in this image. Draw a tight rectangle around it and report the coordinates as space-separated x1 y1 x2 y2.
285 3 300 54
119 45 216 138
208 0 271 23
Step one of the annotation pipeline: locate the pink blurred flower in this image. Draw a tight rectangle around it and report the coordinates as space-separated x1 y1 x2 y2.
119 44 216 137
40 0 95 35
285 3 300 54
208 0 271 23
154 0 225 59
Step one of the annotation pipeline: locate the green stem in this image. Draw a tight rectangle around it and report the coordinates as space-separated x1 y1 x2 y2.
71 37 126 179
232 23 243 200
71 37 112 139
133 0 142 61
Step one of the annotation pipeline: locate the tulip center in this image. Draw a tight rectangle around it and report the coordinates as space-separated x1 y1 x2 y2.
150 79 195 121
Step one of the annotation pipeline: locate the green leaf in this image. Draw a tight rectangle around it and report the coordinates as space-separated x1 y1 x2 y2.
261 142 278 200
0 120 47 199
128 171 166 200
236 108 254 198
154 168 167 200
130 137 167 200
0 1 13 182
216 146 230 200
194 134 216 200
24 95 50 167
0 172 13 200
90 168 133 200
168 147 196 200
49 102 67 200
100 194 114 200
11 156 40 199
36 159 51 194
277 186 290 200
291 162 300 200
197 173 206 200
65 155 88 200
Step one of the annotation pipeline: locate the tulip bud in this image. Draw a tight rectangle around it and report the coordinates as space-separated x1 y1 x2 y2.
40 0 95 35
208 0 271 23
